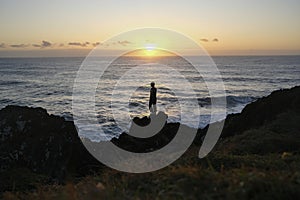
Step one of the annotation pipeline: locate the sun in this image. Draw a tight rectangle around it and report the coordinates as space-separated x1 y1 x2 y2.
144 45 156 57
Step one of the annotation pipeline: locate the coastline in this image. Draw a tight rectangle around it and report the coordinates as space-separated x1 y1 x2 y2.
0 85 300 198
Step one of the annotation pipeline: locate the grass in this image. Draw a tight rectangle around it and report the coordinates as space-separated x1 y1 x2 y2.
2 149 300 200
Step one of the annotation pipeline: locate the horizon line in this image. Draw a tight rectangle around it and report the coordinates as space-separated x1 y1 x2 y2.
0 54 300 59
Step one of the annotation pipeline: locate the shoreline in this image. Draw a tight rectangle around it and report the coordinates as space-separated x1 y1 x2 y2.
0 85 299 141
0 85 300 198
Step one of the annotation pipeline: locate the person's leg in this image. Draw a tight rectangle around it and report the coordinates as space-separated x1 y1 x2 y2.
153 104 157 113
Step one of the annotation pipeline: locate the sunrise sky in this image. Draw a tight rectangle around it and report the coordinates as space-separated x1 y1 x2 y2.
0 0 300 57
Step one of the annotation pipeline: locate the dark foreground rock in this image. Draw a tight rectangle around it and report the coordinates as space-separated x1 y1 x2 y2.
0 106 101 188
111 111 193 153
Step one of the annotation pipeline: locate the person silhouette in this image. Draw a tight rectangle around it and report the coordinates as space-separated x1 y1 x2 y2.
149 82 157 113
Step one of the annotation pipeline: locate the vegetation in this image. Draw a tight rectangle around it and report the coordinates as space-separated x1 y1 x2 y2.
2 150 300 200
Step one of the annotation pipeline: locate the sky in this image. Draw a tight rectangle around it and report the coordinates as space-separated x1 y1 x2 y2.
0 0 300 57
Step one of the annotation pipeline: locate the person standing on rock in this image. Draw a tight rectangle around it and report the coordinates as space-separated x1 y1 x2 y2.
149 82 157 113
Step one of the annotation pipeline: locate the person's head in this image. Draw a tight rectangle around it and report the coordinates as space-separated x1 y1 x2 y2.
150 82 155 88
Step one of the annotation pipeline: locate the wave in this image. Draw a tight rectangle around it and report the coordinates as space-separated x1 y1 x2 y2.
126 94 257 109
0 80 26 85
197 95 257 107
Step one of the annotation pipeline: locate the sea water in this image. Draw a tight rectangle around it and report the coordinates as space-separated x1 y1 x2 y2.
0 56 299 140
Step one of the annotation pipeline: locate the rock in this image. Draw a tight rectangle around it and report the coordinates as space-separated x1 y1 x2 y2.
221 86 300 138
111 111 182 153
214 86 300 154
0 105 101 184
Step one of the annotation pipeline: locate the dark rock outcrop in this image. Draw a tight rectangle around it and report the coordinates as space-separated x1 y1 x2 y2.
213 86 300 154
0 105 101 184
111 111 186 153
220 86 300 138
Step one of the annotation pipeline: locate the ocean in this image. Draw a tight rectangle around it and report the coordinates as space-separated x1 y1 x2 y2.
0 56 299 140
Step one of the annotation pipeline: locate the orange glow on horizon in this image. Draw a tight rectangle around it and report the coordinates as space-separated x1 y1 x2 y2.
125 46 176 58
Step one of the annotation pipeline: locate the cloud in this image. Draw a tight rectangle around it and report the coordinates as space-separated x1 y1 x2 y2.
200 38 219 43
92 42 102 47
32 40 52 48
41 40 52 47
10 44 29 48
118 40 131 46
0 43 5 48
68 42 84 46
200 38 209 42
32 44 41 47
68 42 90 47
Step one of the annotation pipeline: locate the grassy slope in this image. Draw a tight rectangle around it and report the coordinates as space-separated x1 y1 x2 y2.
3 151 300 199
